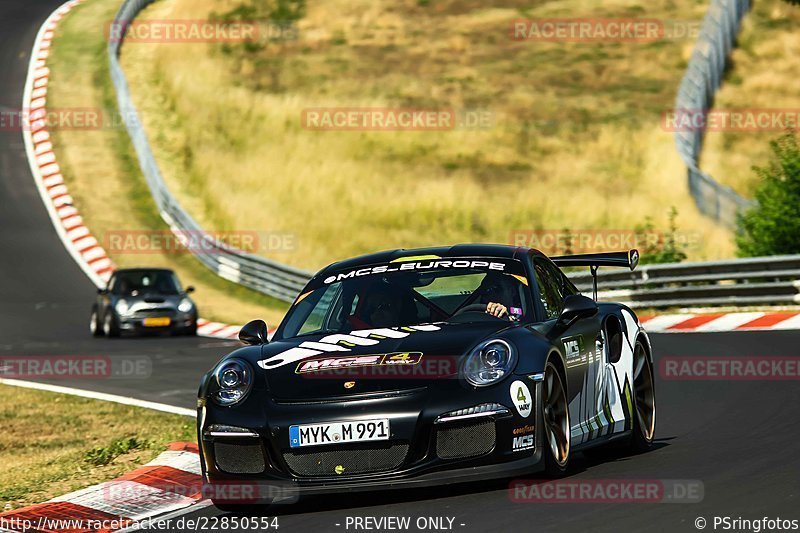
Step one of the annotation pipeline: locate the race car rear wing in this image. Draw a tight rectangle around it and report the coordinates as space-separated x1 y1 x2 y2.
551 250 639 271
551 249 639 300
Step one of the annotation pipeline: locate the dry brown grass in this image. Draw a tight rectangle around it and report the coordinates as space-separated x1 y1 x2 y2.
46 0 288 326
701 1 800 196
0 384 192 508
119 0 753 268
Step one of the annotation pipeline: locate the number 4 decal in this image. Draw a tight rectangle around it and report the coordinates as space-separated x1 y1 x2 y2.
510 380 532 418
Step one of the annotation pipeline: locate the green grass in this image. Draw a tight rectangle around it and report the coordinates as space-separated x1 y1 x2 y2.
0 385 193 508
84 436 147 466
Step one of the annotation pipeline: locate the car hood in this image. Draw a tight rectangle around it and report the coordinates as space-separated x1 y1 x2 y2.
258 322 515 400
115 292 182 309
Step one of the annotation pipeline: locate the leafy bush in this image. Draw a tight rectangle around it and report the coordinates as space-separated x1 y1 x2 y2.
635 207 688 264
736 132 800 257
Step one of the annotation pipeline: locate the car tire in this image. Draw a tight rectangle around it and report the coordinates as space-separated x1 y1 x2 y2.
629 339 656 453
185 321 197 336
103 311 120 338
90 306 103 337
542 360 571 477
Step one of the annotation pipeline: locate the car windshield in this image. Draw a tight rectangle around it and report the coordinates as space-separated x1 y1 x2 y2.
111 270 182 295
276 257 532 340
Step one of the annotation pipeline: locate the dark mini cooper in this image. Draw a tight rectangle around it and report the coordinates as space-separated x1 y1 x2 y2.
197 244 656 510
90 268 198 337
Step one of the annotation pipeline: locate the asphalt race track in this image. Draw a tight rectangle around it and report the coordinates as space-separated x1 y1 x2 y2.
0 0 237 408
1 3 799 533
171 331 800 533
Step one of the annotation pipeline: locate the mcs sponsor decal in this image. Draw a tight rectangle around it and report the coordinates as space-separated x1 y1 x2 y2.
512 434 535 452
323 259 507 284
259 325 440 370
295 352 423 374
564 335 586 368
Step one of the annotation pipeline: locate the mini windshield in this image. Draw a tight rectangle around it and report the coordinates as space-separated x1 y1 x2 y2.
111 270 182 295
276 257 531 340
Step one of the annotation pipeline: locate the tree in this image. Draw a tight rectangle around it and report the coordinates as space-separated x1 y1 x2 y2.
736 132 800 257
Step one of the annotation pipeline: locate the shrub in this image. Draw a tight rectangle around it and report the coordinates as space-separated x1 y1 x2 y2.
736 132 800 257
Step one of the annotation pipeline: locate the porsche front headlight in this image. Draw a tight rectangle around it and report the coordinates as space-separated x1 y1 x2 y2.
463 339 517 387
213 359 253 406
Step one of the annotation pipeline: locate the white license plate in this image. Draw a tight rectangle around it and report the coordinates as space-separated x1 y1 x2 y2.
289 419 390 448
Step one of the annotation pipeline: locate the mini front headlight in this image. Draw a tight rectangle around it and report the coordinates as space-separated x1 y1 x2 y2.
115 299 129 315
463 339 516 387
178 298 193 313
213 359 253 406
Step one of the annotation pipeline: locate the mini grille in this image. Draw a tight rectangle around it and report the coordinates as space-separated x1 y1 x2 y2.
214 442 266 474
283 442 409 477
134 308 175 317
436 419 496 459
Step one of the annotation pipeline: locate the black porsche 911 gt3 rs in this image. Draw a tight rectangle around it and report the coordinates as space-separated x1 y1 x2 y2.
196 244 656 509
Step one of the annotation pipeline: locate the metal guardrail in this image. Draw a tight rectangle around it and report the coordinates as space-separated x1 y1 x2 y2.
109 0 312 302
674 0 755 227
567 255 800 309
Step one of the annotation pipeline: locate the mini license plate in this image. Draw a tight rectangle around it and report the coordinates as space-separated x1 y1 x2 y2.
143 317 171 327
289 419 390 448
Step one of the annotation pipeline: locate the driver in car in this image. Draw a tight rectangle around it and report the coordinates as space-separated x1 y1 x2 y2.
352 282 417 328
363 289 400 327
478 274 522 320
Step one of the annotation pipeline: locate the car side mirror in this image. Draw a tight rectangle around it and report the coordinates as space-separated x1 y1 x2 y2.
185 286 195 293
239 319 269 345
558 294 598 324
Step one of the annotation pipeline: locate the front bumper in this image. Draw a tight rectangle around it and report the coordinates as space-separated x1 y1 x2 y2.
198 375 544 501
118 313 195 332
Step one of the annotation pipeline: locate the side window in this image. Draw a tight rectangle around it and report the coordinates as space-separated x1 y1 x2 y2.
534 263 562 319
534 260 575 319
291 283 341 336
560 272 578 297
